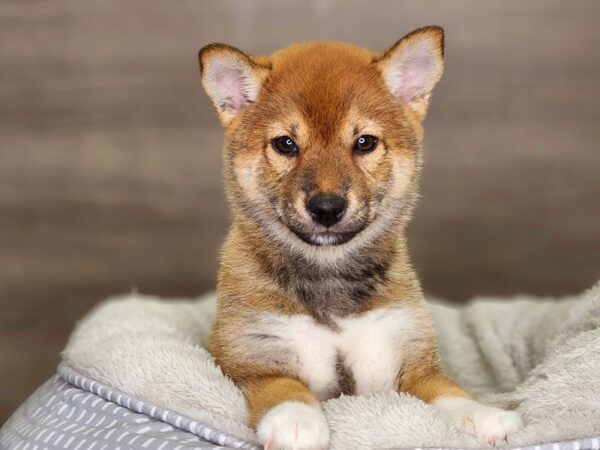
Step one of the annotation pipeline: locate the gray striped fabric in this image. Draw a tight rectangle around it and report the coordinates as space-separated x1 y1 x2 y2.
1 367 600 450
0 368 258 450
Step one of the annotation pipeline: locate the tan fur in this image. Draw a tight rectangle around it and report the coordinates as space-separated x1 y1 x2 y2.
199 26 471 437
243 377 319 429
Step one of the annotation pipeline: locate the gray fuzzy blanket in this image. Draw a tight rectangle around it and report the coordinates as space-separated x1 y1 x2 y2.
61 282 600 449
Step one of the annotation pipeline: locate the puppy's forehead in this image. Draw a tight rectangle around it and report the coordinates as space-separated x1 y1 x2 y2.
262 43 388 141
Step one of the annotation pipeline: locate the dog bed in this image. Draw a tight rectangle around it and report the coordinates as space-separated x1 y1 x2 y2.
2 283 600 450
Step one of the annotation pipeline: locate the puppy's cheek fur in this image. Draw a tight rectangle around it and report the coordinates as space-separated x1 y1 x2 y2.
345 190 370 223
389 155 416 200
264 147 297 176
353 146 386 176
290 191 311 223
233 155 262 200
233 152 281 217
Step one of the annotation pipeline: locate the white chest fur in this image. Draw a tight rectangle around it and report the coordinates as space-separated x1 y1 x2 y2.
250 308 419 400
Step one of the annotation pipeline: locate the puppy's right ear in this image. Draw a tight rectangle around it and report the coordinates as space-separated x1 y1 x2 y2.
198 44 270 127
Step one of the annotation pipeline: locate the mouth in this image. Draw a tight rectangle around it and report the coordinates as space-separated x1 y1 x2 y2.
287 226 364 246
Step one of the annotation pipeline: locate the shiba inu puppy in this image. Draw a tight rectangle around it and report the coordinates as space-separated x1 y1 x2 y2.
199 26 522 450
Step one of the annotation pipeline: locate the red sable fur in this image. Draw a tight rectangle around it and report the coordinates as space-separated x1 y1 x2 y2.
198 26 470 432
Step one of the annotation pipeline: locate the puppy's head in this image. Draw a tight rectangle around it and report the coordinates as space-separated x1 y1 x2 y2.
199 27 444 254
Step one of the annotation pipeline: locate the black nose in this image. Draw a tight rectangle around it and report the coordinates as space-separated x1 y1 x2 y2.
306 194 347 227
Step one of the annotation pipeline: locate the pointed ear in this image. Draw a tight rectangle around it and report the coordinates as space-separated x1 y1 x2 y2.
373 26 444 120
198 43 270 126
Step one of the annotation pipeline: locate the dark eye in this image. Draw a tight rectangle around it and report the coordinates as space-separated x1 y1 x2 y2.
353 135 378 154
272 136 299 156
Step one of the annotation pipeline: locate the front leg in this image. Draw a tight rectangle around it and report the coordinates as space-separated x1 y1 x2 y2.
402 368 522 445
243 376 329 450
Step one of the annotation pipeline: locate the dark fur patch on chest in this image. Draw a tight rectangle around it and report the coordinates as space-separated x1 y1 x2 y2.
257 243 394 323
335 353 356 396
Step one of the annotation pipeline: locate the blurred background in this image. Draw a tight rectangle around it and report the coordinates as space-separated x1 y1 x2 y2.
1 0 599 424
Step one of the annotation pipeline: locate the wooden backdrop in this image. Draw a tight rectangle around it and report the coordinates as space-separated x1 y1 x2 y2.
1 0 599 423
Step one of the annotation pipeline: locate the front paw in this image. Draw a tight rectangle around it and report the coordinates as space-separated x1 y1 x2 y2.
257 401 330 450
435 397 523 445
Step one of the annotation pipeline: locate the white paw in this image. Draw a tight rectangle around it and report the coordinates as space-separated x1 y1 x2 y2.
257 401 330 450
435 397 523 445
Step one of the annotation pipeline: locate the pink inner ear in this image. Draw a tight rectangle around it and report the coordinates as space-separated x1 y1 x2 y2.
217 68 249 110
204 54 261 115
387 40 440 103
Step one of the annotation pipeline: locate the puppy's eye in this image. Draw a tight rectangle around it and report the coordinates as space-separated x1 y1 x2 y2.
272 136 299 156
353 135 378 154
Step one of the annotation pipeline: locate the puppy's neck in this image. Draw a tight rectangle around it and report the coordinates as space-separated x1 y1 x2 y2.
228 218 413 322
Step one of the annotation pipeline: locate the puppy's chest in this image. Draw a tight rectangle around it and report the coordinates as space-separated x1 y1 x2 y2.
245 308 418 400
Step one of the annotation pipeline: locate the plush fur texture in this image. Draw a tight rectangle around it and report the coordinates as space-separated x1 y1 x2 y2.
198 26 519 448
62 281 600 449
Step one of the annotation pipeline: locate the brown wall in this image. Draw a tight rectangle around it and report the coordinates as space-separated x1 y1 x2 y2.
1 0 599 423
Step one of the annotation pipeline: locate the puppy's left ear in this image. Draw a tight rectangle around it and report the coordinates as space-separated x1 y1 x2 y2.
374 26 444 120
198 43 270 127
